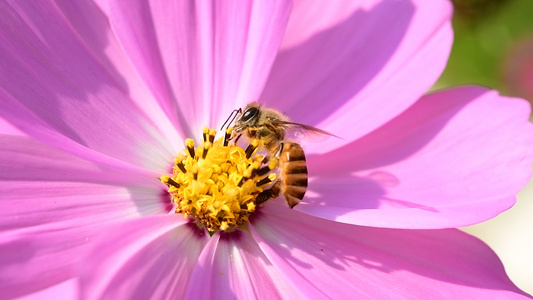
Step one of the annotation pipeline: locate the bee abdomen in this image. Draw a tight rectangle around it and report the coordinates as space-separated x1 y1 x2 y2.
279 143 308 208
282 160 307 174
284 173 308 186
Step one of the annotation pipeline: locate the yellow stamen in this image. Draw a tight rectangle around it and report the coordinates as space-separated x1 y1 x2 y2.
161 128 279 232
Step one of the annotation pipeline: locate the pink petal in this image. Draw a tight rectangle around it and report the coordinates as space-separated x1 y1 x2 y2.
108 0 292 135
53 1 183 146
250 202 530 298
0 136 168 298
14 279 78 300
80 215 208 300
0 117 23 135
259 0 453 154
92 0 110 16
185 230 303 299
300 87 533 228
0 1 179 172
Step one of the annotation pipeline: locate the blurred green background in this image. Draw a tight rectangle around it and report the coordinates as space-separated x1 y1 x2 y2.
435 0 533 104
439 0 533 295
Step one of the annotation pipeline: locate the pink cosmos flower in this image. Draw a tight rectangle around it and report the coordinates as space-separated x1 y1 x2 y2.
1 0 532 299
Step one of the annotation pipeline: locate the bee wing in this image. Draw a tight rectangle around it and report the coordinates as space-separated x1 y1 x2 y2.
272 120 340 142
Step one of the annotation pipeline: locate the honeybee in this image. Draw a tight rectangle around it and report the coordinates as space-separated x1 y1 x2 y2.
228 102 335 208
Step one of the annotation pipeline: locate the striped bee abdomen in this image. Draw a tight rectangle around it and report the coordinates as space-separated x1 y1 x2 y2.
279 142 308 208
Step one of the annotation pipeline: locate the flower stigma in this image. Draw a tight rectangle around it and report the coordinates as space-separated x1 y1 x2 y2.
160 127 279 232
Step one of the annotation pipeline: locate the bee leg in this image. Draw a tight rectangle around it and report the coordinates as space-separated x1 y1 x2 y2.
261 155 270 165
256 181 281 205
274 143 284 157
233 133 242 145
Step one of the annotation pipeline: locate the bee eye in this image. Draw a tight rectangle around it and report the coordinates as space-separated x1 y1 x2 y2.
241 107 259 122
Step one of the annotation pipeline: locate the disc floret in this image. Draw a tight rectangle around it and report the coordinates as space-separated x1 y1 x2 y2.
161 127 277 232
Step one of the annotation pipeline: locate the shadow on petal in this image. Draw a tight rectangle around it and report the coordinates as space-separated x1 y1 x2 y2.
250 203 529 298
298 88 517 228
0 1 175 171
261 0 415 130
308 88 481 175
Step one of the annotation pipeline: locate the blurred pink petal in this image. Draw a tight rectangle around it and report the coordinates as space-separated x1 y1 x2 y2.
260 0 453 154
250 202 530 298
107 0 292 135
80 215 208 299
15 279 79 300
503 34 533 101
0 116 24 135
0 1 179 172
0 136 169 298
301 86 533 228
185 230 302 299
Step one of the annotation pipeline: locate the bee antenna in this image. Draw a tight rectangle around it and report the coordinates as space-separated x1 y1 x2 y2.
220 108 242 130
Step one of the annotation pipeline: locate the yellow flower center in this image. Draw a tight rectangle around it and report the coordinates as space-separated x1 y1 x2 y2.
160 127 278 232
